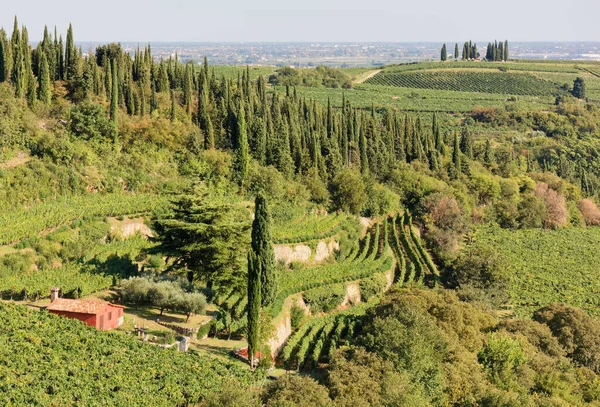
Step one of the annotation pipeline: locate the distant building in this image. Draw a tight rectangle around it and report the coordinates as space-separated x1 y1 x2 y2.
46 288 125 331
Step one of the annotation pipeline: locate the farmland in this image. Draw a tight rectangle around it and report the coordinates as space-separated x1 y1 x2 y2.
465 225 600 317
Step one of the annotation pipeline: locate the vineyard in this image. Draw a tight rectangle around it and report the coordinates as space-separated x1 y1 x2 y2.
0 302 251 406
272 211 354 244
0 192 167 245
277 211 441 368
466 225 600 317
365 70 561 96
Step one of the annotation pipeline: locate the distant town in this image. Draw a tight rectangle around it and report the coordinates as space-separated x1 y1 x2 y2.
74 41 600 67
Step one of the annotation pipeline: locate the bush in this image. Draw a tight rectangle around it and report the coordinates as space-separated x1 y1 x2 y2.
290 304 306 330
303 284 346 314
359 273 388 301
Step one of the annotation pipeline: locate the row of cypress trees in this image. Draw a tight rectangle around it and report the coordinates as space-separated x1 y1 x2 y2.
440 40 508 62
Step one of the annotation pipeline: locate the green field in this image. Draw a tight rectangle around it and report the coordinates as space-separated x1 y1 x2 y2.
366 70 561 96
468 225 600 317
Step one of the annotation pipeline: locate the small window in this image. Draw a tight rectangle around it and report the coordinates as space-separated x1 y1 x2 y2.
108 312 112 321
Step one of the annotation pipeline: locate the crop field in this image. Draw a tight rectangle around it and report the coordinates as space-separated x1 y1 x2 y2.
0 193 167 245
283 84 555 113
272 211 354 243
366 70 561 96
467 225 600 317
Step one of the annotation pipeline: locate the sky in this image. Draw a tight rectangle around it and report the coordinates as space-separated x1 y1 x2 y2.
2 0 600 43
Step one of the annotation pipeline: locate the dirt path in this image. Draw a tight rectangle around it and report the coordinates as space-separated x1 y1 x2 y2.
353 69 382 84
0 151 30 170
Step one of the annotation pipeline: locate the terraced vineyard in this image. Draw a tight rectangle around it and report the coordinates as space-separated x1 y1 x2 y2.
366 70 560 96
273 211 353 244
279 212 441 368
270 218 393 317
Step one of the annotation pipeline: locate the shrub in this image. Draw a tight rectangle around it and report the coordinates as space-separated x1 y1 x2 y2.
303 284 346 314
290 305 305 330
578 199 600 226
359 273 388 301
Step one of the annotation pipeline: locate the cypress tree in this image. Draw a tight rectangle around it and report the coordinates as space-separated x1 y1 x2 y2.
234 101 249 187
65 23 74 80
150 81 158 114
105 60 112 100
170 89 176 123
12 42 24 98
110 60 118 141
441 44 447 61
572 77 586 99
452 132 461 177
26 69 36 108
0 40 5 82
462 43 468 60
454 43 459 60
246 250 261 369
37 52 51 104
460 128 473 159
252 192 277 307
504 40 509 61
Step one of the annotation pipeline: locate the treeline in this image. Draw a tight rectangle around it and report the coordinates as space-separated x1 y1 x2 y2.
268 66 352 89
485 39 509 61
440 40 508 61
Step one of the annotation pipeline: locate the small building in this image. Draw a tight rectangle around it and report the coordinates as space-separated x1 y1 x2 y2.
46 288 125 331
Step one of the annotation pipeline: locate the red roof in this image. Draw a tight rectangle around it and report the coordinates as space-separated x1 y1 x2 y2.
46 299 124 315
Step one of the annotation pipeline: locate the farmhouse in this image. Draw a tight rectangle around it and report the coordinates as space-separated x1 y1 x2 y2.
46 288 124 331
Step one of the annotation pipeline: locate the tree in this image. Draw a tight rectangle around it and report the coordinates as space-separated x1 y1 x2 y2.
170 89 176 123
0 40 6 82
178 292 207 322
572 77 586 99
152 185 251 295
247 251 261 369
64 23 75 80
504 40 509 61
452 132 461 177
263 375 331 407
37 52 51 104
454 43 459 60
148 281 181 315
234 102 249 187
252 192 277 307
26 69 36 108
110 60 118 141
440 44 447 61
330 168 367 214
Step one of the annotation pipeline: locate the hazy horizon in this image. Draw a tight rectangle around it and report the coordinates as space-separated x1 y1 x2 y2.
2 0 599 43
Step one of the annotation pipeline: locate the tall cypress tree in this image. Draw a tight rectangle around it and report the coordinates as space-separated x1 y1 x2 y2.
460 128 473 159
454 43 459 60
170 89 176 123
37 52 51 104
246 250 261 369
252 192 277 307
234 101 249 187
65 23 75 80
452 132 461 177
441 44 447 61
0 40 5 83
110 60 118 141
504 40 509 61
26 69 36 108
104 59 112 100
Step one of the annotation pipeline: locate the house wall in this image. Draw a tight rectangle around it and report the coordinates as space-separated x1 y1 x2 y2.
49 311 96 328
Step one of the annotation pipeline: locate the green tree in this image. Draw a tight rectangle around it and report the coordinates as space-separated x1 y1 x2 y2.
110 60 118 141
170 89 176 123
152 185 251 295
331 168 367 214
0 40 6 82
572 77 586 99
247 250 261 369
25 68 36 108
64 23 75 80
440 44 447 61
452 132 461 177
252 192 277 307
504 40 509 61
234 102 249 187
37 52 51 104
454 43 459 60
